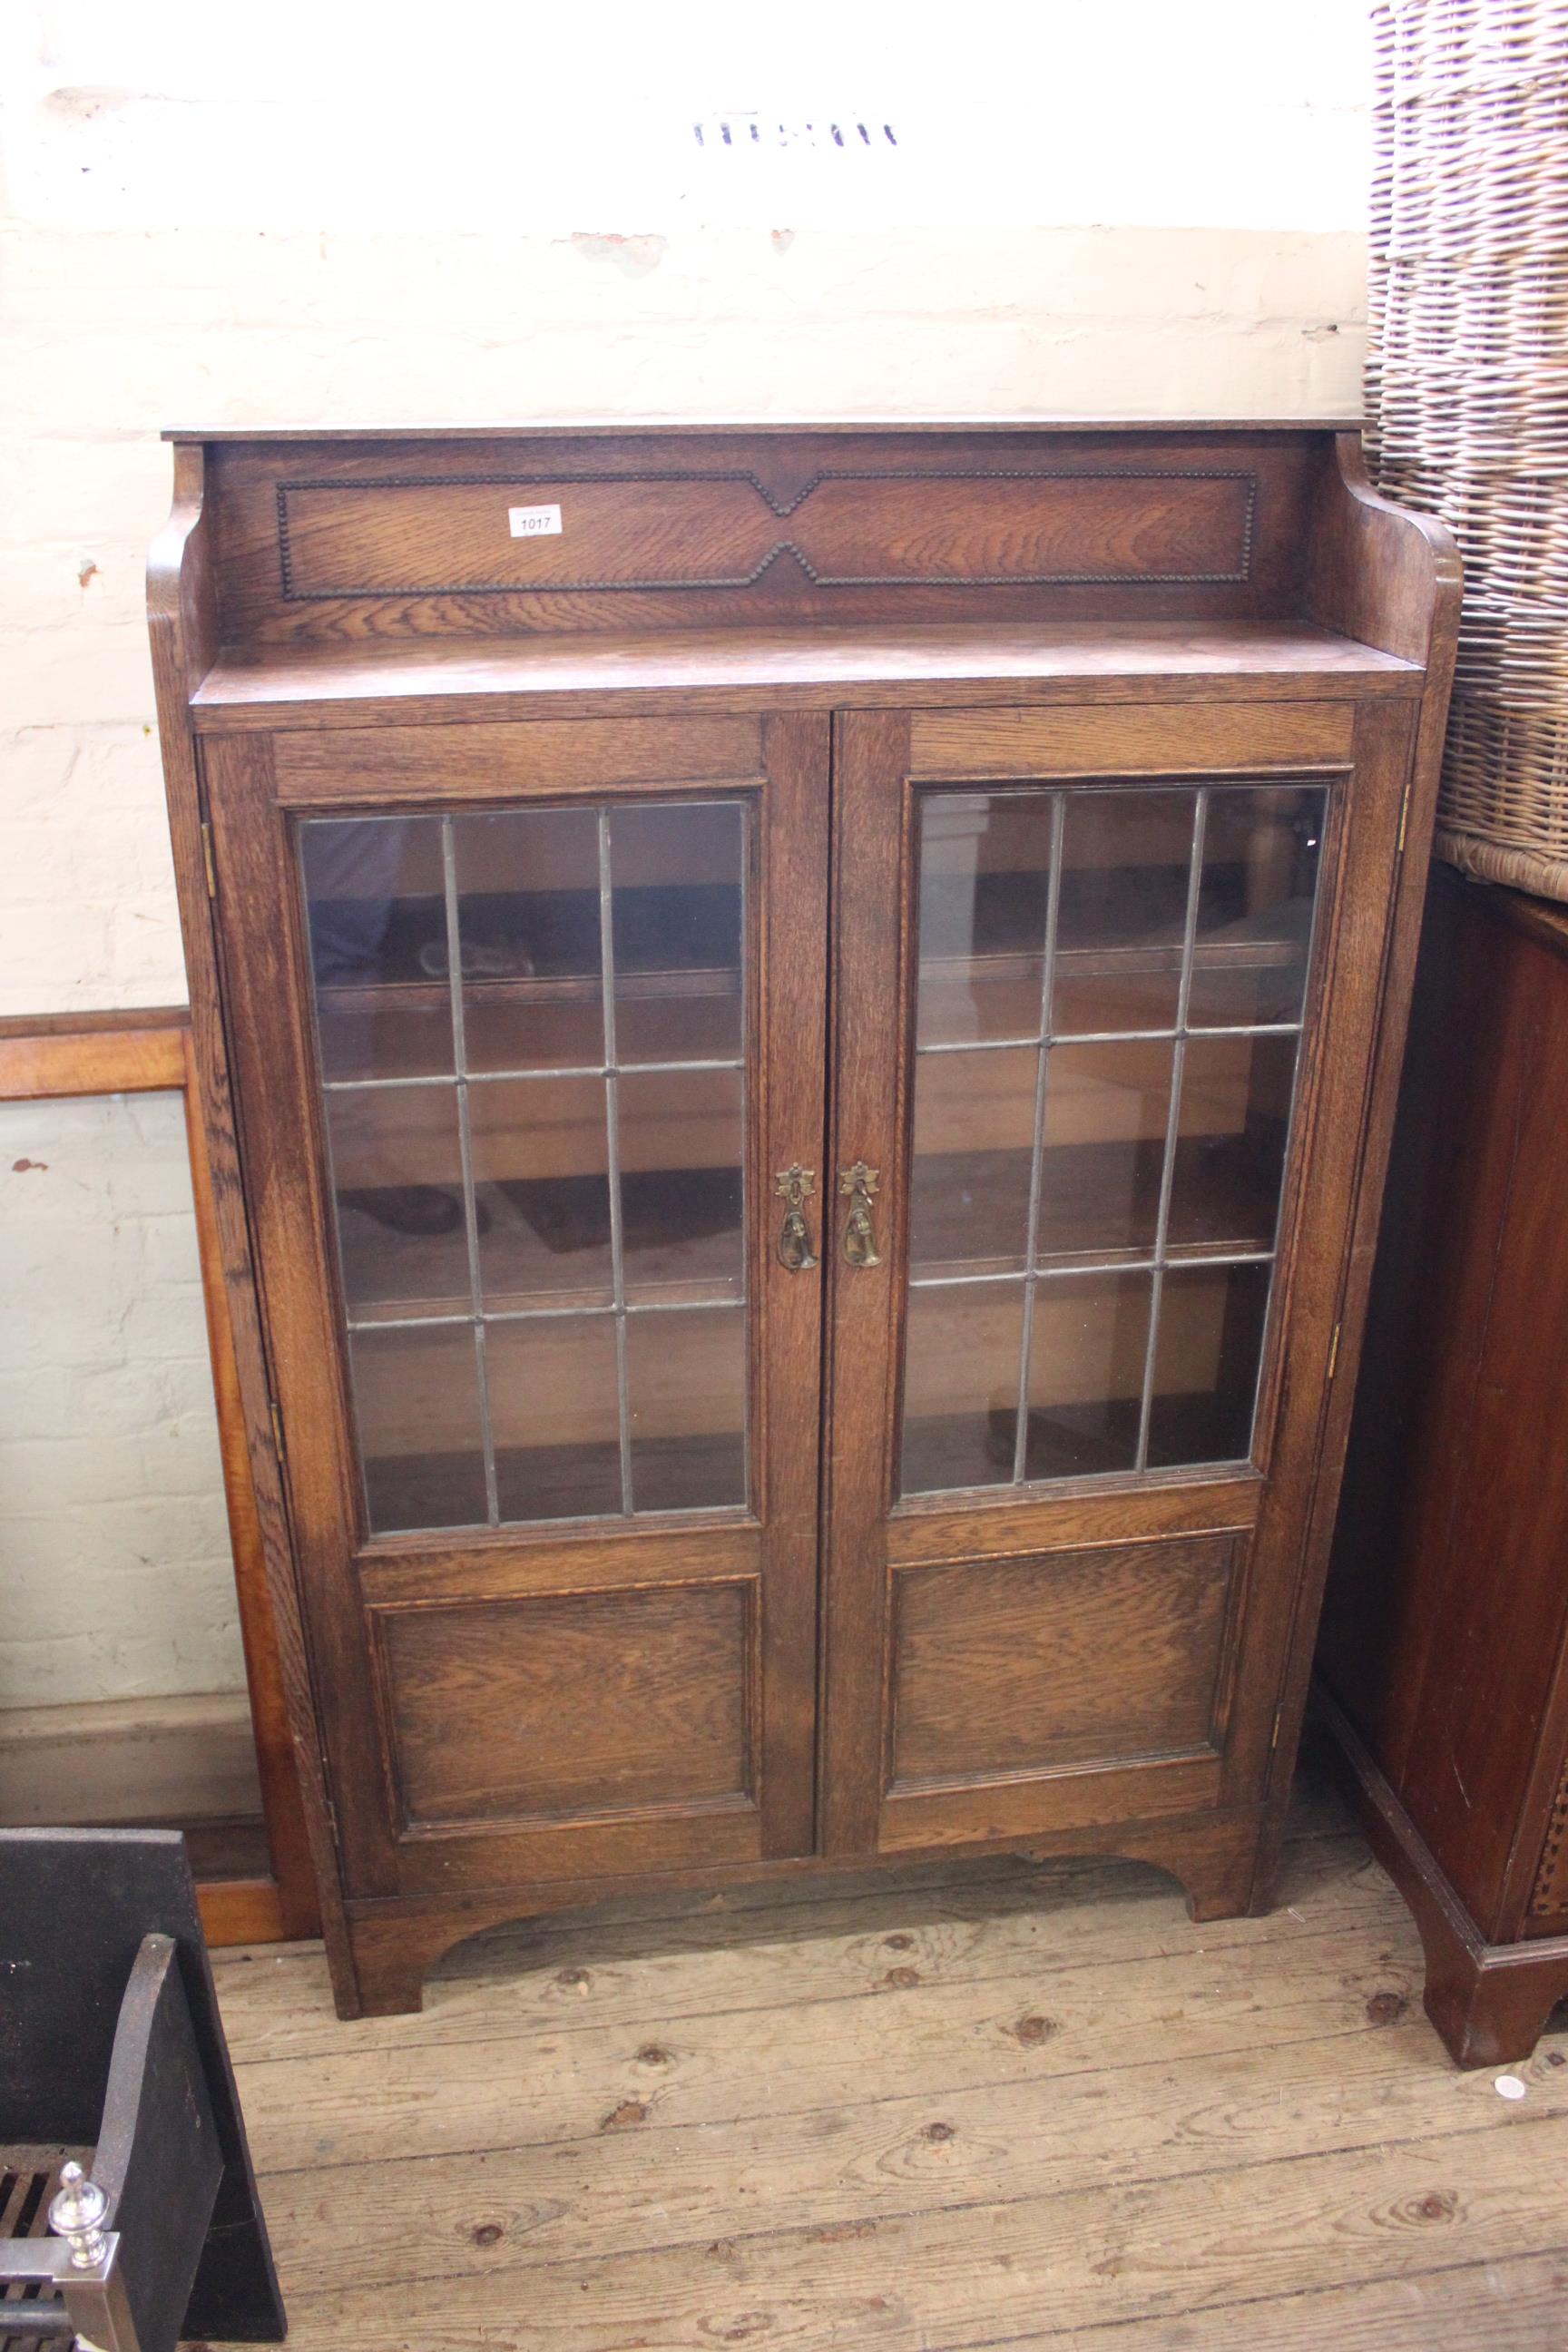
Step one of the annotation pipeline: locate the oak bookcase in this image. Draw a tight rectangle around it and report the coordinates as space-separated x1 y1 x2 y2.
148 422 1456 2015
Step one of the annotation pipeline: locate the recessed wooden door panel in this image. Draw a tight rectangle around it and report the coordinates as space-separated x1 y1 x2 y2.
376 1580 754 1829
821 700 1418 1857
206 713 828 1900
888 1534 1242 1788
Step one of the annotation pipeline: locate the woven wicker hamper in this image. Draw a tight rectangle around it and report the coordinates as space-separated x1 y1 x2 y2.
1367 0 1568 899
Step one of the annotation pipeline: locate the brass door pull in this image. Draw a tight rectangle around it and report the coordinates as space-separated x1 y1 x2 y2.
839 1161 883 1268
775 1165 818 1271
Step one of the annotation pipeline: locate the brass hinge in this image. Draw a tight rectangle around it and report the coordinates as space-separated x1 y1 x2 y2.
201 820 218 899
1396 778 1413 856
1326 1320 1342 1384
269 1397 286 1458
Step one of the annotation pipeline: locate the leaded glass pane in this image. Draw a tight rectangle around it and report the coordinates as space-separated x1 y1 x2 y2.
899 777 1325 1495
301 800 750 1534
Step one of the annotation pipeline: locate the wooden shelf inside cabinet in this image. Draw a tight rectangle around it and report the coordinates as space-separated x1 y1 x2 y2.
152 420 1457 2020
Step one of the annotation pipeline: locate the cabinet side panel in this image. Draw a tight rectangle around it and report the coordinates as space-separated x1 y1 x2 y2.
1324 874 1568 1938
149 453 353 1988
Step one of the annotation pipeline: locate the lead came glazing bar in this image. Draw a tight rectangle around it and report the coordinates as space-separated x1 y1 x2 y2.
598 809 635 1517
906 1248 1277 1294
900 778 1326 1500
321 1055 745 1093
302 799 752 1534
1133 789 1208 1475
915 1021 1304 1057
1012 793 1065 1483
442 816 501 1527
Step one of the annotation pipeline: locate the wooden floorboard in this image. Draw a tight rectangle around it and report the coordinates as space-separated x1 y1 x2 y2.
210 1764 1568 2350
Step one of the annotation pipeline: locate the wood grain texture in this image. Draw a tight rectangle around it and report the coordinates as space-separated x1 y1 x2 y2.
909 700 1353 777
1321 1688 1568 2069
201 1771 1568 2351
820 691 1411 1896
0 1006 188 1098
192 619 1418 734
181 1032 319 1943
197 1877 289 1947
334 1798 1273 2014
887 1472 1259 1563
276 466 1259 602
374 1580 755 1828
205 729 401 1914
201 428 1323 650
206 705 826 1954
888 1537 1239 1786
1305 433 1463 668
357 1521 760 1607
1254 436 1460 1907
148 448 359 2004
272 715 762 804
155 423 1458 2017
819 709 914 1857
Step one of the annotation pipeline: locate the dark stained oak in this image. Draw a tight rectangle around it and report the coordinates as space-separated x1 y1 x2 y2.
374 1580 755 1828
191 618 1418 735
1319 864 1568 2063
271 714 763 802
908 699 1355 775
197 426 1329 649
888 1535 1241 1785
149 448 360 1998
150 424 1457 2017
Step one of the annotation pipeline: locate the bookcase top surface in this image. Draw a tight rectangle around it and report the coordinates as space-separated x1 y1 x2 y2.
165 416 1360 444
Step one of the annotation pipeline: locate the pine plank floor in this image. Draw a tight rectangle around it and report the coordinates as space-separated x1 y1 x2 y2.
210 1759 1568 2350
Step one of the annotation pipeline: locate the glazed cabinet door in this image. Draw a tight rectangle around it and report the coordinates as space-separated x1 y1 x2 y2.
821 701 1416 1858
205 714 828 1901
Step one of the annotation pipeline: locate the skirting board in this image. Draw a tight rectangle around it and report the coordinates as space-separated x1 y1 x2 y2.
0 1690 264 1828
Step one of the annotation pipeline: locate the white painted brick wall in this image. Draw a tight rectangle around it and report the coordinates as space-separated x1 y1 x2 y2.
0 0 1372 1708
0 1093 241 1705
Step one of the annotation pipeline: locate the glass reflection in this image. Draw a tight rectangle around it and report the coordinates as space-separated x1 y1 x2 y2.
1189 787 1325 1030
350 1322 485 1534
302 817 454 1083
1146 1261 1272 1467
302 799 750 1534
1023 1271 1152 1480
908 1045 1037 1277
454 807 604 1073
1053 789 1194 1035
900 776 1328 1497
901 1283 1025 1495
1036 1040 1174 1265
627 1307 748 1512
915 793 1054 1046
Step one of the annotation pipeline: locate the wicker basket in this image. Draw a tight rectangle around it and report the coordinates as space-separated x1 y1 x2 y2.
1367 0 1568 900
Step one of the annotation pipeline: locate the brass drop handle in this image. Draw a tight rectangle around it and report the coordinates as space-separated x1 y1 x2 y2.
838 1161 883 1269
774 1164 818 1272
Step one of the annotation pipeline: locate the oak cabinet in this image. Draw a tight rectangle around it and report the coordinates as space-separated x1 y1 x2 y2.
148 423 1456 2015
